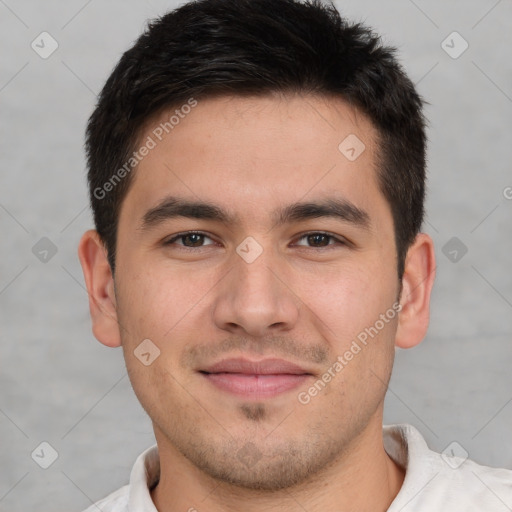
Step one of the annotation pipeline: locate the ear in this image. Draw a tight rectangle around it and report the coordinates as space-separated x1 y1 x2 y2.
395 233 436 349
78 229 121 347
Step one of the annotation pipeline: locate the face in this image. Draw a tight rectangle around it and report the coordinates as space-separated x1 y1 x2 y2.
112 93 402 489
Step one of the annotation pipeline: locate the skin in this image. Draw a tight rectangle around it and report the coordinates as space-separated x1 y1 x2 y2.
79 93 436 512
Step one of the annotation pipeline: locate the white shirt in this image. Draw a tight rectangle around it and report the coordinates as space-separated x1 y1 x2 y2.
83 424 512 511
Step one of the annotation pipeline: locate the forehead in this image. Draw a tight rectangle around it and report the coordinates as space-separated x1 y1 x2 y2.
119 93 390 231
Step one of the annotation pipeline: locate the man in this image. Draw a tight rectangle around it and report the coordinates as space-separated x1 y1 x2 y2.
78 0 512 510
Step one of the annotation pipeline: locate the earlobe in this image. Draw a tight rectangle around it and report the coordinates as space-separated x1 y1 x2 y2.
395 233 436 349
78 229 122 348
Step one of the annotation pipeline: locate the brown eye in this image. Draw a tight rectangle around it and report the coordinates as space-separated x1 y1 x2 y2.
164 231 215 248
307 233 330 247
295 232 345 248
180 233 206 247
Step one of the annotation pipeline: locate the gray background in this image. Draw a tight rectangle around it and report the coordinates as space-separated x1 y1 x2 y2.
1 0 511 510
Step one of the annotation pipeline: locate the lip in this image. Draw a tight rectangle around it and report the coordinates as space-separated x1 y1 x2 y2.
199 358 313 399
202 357 311 375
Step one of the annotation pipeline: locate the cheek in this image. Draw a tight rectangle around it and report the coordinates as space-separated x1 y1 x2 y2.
302 261 395 333
115 263 211 342
303 260 399 396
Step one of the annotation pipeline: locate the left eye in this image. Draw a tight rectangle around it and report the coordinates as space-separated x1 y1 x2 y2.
164 232 215 248
294 232 344 248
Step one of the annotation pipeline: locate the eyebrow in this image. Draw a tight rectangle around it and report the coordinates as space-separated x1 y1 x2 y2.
139 195 371 232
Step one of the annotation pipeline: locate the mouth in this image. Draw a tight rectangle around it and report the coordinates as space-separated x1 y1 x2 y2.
199 358 313 399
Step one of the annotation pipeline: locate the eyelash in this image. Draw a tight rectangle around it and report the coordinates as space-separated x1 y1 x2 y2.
163 230 348 251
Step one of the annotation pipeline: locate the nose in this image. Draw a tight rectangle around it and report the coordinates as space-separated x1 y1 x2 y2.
211 245 300 338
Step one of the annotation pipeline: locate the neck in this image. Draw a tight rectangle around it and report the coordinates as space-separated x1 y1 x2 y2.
150 418 405 512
